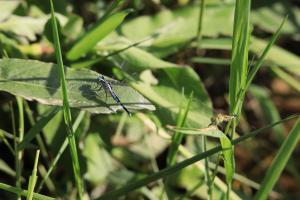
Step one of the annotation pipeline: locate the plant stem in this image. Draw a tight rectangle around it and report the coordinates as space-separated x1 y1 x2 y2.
15 97 24 200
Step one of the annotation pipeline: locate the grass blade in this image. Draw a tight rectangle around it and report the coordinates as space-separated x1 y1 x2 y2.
0 182 54 200
253 117 300 200
229 0 251 116
26 150 40 200
167 92 193 166
246 16 287 90
50 0 84 198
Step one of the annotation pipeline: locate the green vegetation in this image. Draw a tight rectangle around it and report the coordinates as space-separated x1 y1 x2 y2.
0 0 299 199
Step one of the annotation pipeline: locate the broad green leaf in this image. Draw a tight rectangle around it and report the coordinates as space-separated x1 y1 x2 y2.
121 4 234 44
94 4 235 59
67 10 132 60
0 58 155 114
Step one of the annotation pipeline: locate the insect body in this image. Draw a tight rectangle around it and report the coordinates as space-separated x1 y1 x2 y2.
97 75 131 116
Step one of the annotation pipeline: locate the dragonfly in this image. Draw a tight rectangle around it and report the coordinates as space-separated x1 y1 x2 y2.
97 75 131 116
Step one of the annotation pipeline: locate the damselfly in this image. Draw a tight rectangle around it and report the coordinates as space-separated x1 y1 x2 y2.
97 75 131 116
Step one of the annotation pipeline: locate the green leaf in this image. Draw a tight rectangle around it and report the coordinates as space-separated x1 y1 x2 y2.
67 9 132 60
228 0 251 115
0 58 155 114
121 5 234 44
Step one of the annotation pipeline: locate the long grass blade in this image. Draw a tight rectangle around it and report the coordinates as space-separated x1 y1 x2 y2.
49 0 84 198
246 16 287 90
26 150 40 200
